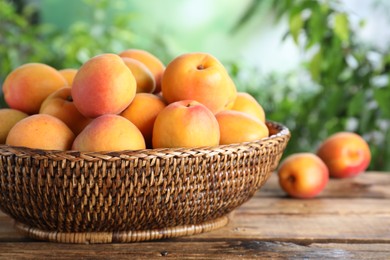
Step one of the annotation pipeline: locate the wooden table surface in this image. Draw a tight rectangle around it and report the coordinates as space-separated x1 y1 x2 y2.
0 171 389 259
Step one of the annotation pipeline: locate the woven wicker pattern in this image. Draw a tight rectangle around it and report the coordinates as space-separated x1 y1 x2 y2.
0 121 290 242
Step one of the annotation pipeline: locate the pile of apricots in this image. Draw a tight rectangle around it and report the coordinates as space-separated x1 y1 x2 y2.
1 49 269 152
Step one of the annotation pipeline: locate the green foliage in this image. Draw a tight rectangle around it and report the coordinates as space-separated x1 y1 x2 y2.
234 0 390 171
1 0 142 109
0 0 47 74
0 0 138 103
46 0 137 69
0 0 48 105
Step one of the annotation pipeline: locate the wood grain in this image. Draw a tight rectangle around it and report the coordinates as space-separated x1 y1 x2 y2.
0 241 389 259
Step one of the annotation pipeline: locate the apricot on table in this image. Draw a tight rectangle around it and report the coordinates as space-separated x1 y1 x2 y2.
278 153 329 199
317 132 371 178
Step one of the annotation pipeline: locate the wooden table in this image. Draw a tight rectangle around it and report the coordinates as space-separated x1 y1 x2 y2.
0 171 389 259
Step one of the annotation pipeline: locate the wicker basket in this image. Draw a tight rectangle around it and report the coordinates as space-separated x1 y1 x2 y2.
0 121 290 243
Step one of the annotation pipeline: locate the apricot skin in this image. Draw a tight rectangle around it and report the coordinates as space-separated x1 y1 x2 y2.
152 100 220 148
58 68 78 86
71 53 136 118
119 49 165 94
231 92 266 122
0 109 28 144
215 110 269 145
122 57 156 93
2 63 67 114
121 93 166 148
278 153 329 199
317 132 371 178
72 114 146 152
161 52 237 114
5 114 75 151
40 87 92 135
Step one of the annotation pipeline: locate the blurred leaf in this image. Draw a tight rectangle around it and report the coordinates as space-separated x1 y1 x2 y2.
230 0 265 32
306 4 327 50
374 87 390 118
289 12 303 44
347 91 365 116
309 49 322 81
333 13 349 43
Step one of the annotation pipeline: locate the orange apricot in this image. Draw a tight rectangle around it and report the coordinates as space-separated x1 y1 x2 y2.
0 108 28 144
119 49 165 93
6 114 75 150
231 92 266 122
215 110 269 145
121 93 166 148
2 63 68 114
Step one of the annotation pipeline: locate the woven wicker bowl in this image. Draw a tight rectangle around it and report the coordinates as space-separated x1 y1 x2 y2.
0 121 290 243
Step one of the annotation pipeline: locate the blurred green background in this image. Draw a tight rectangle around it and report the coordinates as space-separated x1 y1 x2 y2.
1 0 389 171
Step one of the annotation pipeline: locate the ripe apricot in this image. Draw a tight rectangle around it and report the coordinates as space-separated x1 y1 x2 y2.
0 108 28 144
119 49 165 93
72 53 136 118
121 93 166 148
40 87 92 135
152 100 220 148
72 114 146 152
317 132 371 178
215 110 269 145
3 63 68 114
6 114 75 150
122 57 156 93
278 153 329 199
58 68 78 86
231 92 266 122
161 52 237 114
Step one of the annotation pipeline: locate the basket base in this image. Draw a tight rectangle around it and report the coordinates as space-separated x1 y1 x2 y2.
14 216 229 244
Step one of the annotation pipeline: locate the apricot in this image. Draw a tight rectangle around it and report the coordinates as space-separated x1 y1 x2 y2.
121 57 156 93
71 53 136 118
278 153 329 199
121 93 166 148
2 63 68 114
152 100 220 148
40 87 92 135
119 49 165 93
58 68 78 86
72 114 145 152
215 110 269 145
0 109 28 144
6 114 75 150
317 132 371 178
231 92 266 122
161 52 237 114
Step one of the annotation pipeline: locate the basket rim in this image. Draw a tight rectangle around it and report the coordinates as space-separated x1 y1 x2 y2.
0 120 290 157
